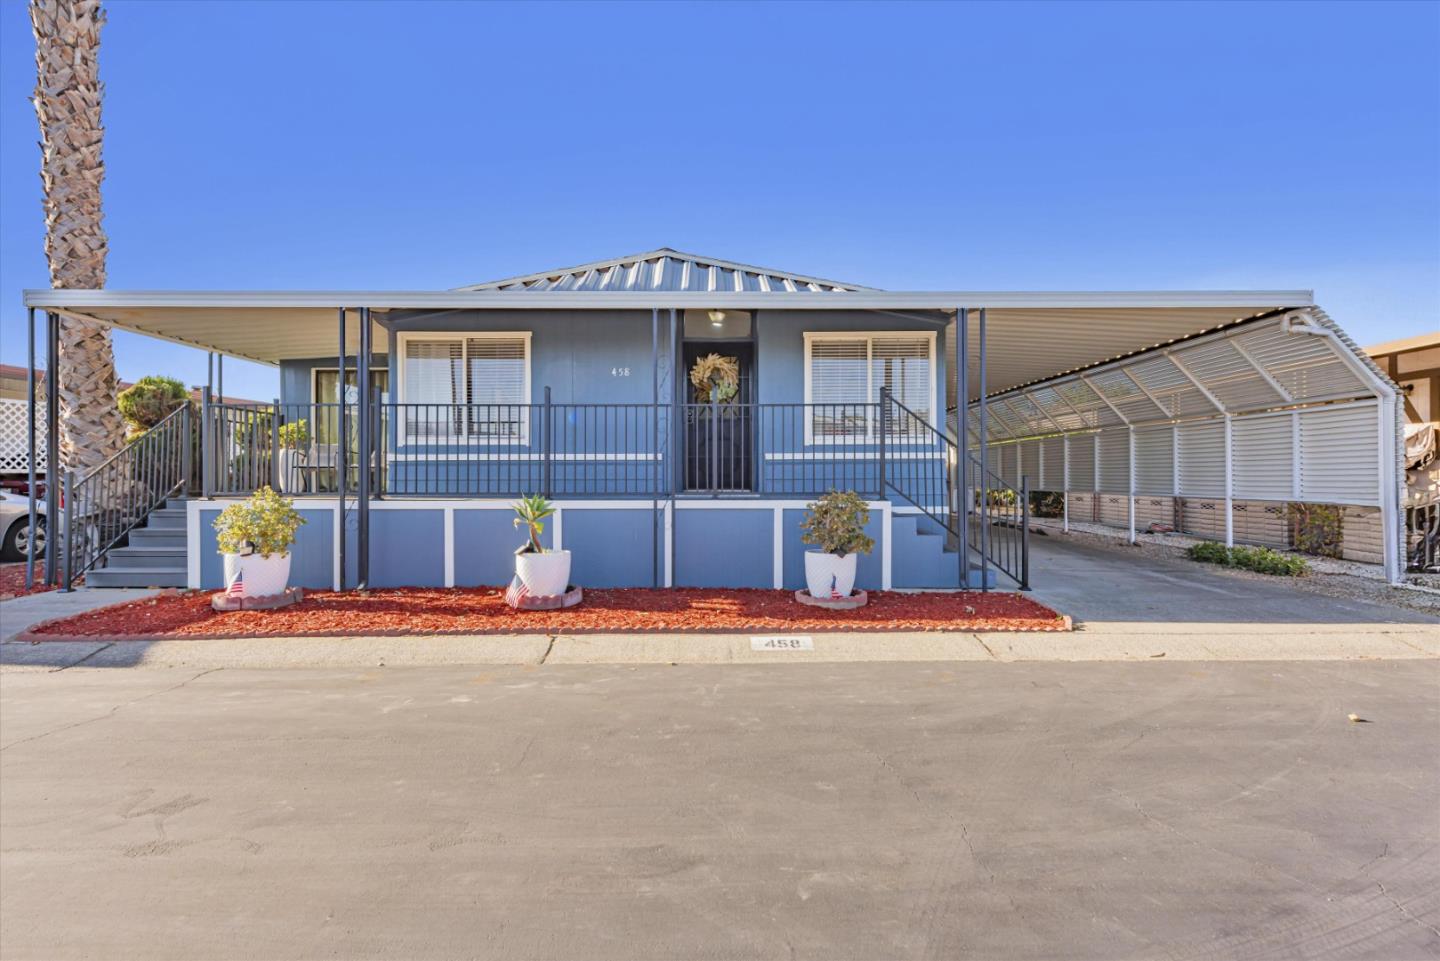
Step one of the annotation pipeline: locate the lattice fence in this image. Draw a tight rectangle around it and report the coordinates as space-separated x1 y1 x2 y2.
0 396 46 474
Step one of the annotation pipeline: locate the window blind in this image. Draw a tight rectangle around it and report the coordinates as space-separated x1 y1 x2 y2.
808 334 932 438
402 336 529 440
873 336 931 422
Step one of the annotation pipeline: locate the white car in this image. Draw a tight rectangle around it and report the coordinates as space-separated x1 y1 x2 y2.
0 491 46 562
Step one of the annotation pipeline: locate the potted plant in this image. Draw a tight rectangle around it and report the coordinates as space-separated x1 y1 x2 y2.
800 490 875 599
276 419 310 493
213 486 306 598
512 494 570 597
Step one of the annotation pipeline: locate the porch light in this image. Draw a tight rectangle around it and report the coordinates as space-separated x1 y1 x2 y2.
708 309 726 327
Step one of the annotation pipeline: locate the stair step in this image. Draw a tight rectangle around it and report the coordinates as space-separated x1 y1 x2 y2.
104 545 186 569
144 509 187 530
85 567 187 588
127 528 187 547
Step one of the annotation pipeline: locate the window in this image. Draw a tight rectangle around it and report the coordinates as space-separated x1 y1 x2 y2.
398 333 531 442
805 332 934 440
311 368 390 447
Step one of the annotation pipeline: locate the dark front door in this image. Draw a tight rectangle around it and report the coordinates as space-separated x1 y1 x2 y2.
683 341 754 492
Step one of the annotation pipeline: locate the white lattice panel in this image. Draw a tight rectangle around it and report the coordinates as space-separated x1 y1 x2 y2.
0 396 46 474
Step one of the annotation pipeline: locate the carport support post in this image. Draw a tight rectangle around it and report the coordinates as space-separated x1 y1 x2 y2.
357 306 372 591
1062 435 1070 533
201 387 213 498
1223 414 1234 547
1128 426 1136 544
44 311 59 587
337 308 347 591
25 307 36 589
957 307 969 584
651 307 659 588
978 308 990 591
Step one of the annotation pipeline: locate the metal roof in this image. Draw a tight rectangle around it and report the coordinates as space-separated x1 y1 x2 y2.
456 248 871 293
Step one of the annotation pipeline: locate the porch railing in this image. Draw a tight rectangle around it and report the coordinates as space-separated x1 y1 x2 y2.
63 404 191 587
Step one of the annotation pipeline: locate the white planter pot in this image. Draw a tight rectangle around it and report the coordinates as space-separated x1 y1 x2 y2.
804 550 858 599
515 549 572 598
222 551 292 599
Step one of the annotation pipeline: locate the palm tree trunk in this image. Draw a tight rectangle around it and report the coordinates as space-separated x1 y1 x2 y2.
31 0 123 474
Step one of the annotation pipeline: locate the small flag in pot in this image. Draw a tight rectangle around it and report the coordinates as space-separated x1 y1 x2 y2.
226 569 244 599
504 575 529 608
830 573 842 600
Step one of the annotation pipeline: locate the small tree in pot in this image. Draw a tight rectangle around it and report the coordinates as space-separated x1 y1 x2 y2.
276 419 310 493
800 490 875 599
213 486 306 599
512 494 570 597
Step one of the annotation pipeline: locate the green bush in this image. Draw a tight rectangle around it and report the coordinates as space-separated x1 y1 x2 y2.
213 486 306 557
1185 541 1308 577
800 490 875 556
117 375 189 438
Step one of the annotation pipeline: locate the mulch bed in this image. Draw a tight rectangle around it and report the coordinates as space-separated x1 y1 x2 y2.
0 564 56 601
21 587 1069 639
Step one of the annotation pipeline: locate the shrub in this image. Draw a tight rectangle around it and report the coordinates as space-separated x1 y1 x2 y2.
1185 540 1308 576
800 490 875 556
278 419 310 450
1030 491 1065 518
213 486 306 557
117 375 189 438
1288 503 1343 558
513 494 555 554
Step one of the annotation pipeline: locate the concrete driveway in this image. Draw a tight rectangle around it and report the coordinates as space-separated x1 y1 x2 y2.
2 659 1437 960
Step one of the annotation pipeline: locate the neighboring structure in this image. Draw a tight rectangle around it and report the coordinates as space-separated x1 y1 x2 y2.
20 248 1407 590
1367 333 1439 572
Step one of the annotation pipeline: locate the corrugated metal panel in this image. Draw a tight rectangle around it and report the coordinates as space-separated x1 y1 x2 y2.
1170 338 1285 411
1039 436 1065 490
1126 354 1216 419
1020 439 1041 487
461 248 866 294
1299 403 1380 505
1088 369 1157 423
1177 420 1225 497
1134 426 1175 496
1054 380 1123 429
1031 386 1087 431
1068 434 1097 491
1232 414 1294 501
1232 323 1367 401
1097 428 1131 493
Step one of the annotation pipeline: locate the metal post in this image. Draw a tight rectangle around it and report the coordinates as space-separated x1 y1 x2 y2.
44 311 59 586
357 307 372 590
201 386 213 498
667 307 678 587
651 307 659 588
207 352 214 396
957 307 969 587
877 386 888 500
977 307 989 591
271 398 281 490
217 354 224 404
25 307 37 589
1062 434 1070 533
1020 475 1031 590
1223 413 1234 548
542 385 553 497
337 307 347 590
61 469 74 592
1128 425 1136 544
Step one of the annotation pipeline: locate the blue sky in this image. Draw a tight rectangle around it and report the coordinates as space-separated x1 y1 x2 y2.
2 0 1436 400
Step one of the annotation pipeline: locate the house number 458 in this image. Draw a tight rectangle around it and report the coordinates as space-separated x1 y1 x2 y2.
611 367 631 377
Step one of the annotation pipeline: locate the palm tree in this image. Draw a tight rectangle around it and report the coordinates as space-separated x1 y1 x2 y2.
31 0 124 473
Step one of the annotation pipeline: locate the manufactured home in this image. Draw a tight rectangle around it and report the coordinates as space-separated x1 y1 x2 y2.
20 249 1407 592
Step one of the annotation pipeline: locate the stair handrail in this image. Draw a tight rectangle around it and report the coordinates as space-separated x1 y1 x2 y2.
879 390 1030 590
62 403 191 589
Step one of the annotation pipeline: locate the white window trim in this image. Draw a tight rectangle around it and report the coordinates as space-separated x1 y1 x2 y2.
394 331 533 446
802 330 937 445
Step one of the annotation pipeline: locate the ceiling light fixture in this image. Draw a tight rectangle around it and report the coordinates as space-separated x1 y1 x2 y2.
708 309 726 327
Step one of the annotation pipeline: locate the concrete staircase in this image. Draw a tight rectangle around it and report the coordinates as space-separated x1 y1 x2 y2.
84 499 187 589
891 512 998 589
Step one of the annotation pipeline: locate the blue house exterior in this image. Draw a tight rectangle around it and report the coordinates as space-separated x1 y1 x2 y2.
189 250 972 593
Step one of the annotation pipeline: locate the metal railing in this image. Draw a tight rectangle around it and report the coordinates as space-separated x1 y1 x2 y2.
62 404 191 587
1408 501 1439 573
880 389 1030 589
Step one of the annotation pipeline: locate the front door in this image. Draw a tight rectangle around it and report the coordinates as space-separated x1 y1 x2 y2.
683 341 754 492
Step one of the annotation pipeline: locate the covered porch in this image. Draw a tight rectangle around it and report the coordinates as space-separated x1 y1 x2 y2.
24 259 1393 592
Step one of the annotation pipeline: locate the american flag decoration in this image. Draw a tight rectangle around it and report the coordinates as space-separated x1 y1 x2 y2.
504 574 529 608
226 568 245 599
830 573 842 600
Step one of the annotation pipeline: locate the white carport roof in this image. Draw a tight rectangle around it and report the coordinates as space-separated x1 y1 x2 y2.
22 287 1312 397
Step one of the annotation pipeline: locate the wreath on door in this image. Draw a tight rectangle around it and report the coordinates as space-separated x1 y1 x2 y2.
689 353 740 404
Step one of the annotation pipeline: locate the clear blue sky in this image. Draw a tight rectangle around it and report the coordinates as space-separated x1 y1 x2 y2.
2 0 1437 400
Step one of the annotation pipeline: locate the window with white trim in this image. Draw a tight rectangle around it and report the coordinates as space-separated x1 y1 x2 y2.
400 334 530 442
805 333 934 439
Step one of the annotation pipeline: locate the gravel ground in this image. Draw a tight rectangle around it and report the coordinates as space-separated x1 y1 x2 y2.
1029 519 1440 618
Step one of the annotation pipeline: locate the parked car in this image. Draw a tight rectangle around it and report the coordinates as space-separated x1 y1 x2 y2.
0 491 45 562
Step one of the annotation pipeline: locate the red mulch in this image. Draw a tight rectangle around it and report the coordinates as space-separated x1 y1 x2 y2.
0 564 55 601
24 587 1068 639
